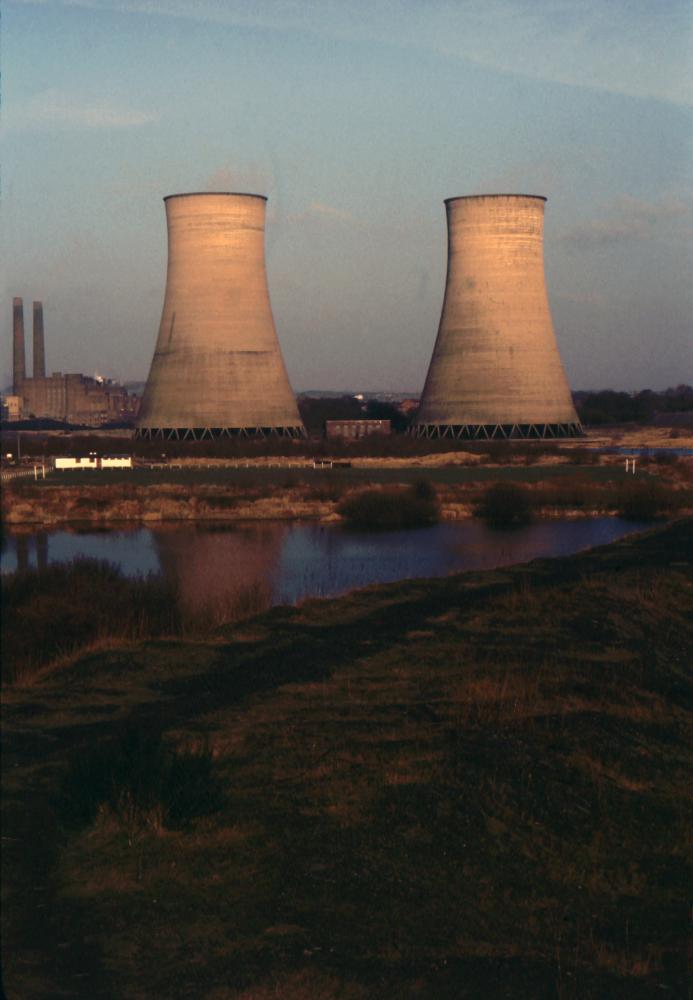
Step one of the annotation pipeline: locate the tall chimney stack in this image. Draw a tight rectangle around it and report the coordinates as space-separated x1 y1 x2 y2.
12 297 26 393
33 301 46 378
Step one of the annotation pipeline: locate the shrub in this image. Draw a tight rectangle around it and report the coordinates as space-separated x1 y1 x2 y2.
532 482 589 510
478 440 514 464
653 452 679 467
308 483 345 503
475 482 532 526
204 495 239 509
59 724 223 833
0 559 180 685
1 555 281 685
338 483 439 529
568 446 599 466
181 579 272 631
412 478 436 501
616 480 678 521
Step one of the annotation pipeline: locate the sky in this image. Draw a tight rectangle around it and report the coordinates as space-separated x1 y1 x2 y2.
2 0 692 393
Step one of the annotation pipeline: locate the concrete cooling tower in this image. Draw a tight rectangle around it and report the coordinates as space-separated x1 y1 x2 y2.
414 195 581 439
136 193 305 440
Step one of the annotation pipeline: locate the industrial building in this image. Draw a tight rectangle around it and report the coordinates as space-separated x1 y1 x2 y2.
325 419 391 439
54 455 133 470
136 192 305 440
414 195 581 439
8 298 138 426
2 396 22 421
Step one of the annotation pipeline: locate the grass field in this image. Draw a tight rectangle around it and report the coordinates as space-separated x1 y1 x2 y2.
5 461 690 531
2 518 691 998
4 462 648 488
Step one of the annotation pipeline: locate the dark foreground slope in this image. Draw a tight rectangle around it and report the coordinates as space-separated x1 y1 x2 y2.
2 519 692 999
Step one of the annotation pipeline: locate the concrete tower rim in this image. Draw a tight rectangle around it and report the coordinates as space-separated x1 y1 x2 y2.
444 194 547 205
163 192 268 202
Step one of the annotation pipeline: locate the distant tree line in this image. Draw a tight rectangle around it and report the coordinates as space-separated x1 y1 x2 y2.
573 385 693 426
297 396 410 434
4 387 691 443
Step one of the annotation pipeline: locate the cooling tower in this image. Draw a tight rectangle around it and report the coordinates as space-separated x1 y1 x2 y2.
33 301 46 379
13 297 25 393
414 195 581 439
136 192 304 439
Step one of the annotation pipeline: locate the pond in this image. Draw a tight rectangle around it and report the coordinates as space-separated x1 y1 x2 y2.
2 517 650 618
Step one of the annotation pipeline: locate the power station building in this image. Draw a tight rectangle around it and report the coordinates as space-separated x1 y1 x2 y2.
8 298 138 426
414 195 581 439
136 192 305 440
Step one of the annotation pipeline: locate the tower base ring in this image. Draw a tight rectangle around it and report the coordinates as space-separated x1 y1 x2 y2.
135 425 307 441
411 422 583 440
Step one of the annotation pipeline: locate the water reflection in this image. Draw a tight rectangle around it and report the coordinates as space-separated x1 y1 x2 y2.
36 532 48 571
15 535 29 574
2 517 649 617
153 524 285 619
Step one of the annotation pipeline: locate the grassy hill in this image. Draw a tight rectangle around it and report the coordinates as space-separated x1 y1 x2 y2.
2 519 692 998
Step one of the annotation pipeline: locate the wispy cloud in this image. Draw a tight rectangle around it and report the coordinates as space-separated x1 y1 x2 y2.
6 88 156 130
10 0 693 106
287 201 357 227
561 195 689 250
202 164 270 195
306 202 354 223
480 156 564 198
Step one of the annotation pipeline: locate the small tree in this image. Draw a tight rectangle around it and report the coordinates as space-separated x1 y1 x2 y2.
616 480 675 521
338 483 439 529
476 482 532 527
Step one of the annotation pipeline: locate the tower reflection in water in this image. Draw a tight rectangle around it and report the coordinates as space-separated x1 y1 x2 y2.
12 533 49 573
151 523 288 623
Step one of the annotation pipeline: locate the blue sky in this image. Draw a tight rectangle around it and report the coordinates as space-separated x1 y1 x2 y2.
2 0 692 391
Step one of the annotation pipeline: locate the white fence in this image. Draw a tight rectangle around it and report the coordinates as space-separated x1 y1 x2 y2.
0 465 47 482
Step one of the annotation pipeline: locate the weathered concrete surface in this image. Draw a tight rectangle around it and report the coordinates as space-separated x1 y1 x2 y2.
12 297 25 393
32 301 45 379
416 195 579 429
137 193 304 435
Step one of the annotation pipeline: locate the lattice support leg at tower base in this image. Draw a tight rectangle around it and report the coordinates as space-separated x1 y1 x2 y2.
134 426 307 441
410 422 583 440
